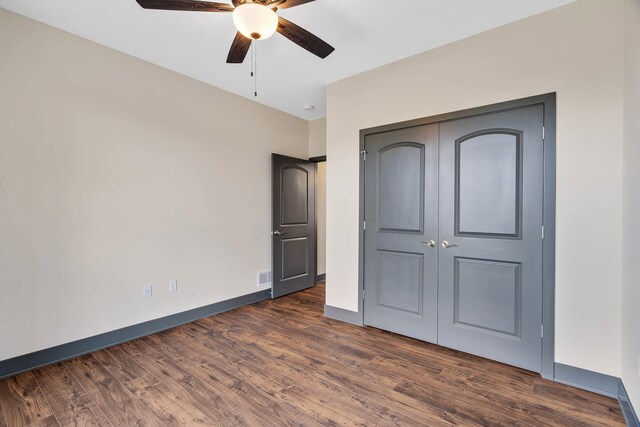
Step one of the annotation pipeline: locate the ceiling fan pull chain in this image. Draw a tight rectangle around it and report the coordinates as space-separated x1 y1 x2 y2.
250 41 254 77
254 40 258 97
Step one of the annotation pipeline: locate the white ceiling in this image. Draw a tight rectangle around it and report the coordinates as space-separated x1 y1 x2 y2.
0 0 575 120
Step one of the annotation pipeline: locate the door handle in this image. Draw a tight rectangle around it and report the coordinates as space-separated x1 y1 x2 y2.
441 240 454 248
272 230 285 236
422 240 436 248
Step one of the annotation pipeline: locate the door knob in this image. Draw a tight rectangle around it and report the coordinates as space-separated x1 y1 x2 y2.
441 240 452 248
272 230 285 236
422 240 436 248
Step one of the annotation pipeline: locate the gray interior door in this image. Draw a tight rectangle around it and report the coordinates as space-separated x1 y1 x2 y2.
438 106 544 372
363 125 439 342
272 154 316 298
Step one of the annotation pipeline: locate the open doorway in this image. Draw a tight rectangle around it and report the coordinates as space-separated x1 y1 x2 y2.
270 153 325 298
271 154 316 297
312 156 327 284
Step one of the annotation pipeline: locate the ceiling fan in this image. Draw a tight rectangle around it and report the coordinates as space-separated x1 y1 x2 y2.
135 0 335 64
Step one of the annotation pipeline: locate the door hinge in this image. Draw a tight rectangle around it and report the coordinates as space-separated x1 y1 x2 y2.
363 220 366 231
361 150 367 161
541 225 545 239
542 126 546 142
362 289 366 300
541 324 544 338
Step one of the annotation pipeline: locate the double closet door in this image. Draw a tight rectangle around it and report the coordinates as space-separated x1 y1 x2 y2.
363 105 544 372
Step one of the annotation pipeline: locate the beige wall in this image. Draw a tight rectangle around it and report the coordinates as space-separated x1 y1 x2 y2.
0 9 308 361
622 0 640 410
326 0 624 376
308 118 327 158
316 162 326 276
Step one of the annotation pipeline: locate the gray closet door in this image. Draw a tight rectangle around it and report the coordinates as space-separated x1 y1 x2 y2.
363 125 439 342
438 106 544 372
272 154 316 298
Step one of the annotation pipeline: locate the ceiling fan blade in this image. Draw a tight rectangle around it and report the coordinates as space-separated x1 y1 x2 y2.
277 16 334 59
271 0 316 9
136 0 234 12
227 32 253 63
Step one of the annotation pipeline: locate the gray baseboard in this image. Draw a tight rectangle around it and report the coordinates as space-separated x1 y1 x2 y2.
324 304 363 326
0 289 271 380
620 381 640 427
554 363 639 426
554 363 620 398
316 273 326 283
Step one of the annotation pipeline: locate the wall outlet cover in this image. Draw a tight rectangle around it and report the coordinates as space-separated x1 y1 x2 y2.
169 280 178 293
143 284 152 298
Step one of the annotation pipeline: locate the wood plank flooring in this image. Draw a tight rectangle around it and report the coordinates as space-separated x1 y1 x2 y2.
0 284 626 426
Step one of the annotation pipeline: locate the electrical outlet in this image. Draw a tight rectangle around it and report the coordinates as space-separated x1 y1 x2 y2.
169 280 178 293
143 284 152 298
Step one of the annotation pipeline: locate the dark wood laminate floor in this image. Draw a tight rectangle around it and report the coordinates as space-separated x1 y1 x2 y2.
0 284 626 426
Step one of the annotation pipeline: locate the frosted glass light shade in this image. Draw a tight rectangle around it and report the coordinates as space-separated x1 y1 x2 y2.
232 4 278 40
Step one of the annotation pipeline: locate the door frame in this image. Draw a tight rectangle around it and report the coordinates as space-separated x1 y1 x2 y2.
358 93 556 379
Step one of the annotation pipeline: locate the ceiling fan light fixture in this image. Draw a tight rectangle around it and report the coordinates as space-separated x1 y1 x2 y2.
232 3 278 40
